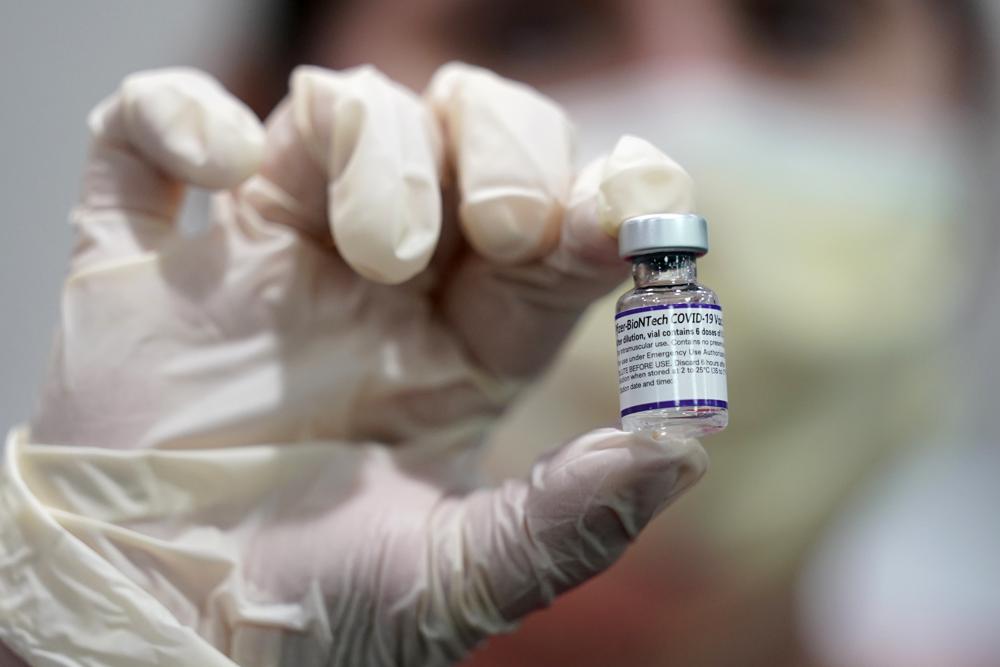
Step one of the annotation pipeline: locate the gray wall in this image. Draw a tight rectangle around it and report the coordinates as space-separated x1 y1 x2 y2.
0 2 261 437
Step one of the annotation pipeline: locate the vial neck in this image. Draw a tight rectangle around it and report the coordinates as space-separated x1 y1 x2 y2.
632 252 698 288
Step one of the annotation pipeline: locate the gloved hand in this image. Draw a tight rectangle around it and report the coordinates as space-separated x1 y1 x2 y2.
16 64 707 666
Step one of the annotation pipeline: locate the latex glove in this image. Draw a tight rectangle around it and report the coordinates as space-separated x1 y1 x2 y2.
14 65 706 666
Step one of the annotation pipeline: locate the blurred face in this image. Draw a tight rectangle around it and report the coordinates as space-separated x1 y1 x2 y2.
307 0 968 120
280 0 974 440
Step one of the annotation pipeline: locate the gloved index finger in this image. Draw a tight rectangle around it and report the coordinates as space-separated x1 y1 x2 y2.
426 62 575 265
249 65 443 285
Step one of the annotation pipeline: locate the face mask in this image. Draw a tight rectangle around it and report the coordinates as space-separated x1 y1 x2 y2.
551 71 967 367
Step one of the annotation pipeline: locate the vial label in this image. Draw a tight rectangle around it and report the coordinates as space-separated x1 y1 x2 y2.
615 304 728 417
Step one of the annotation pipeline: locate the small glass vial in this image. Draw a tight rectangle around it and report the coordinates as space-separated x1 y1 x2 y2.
615 213 728 437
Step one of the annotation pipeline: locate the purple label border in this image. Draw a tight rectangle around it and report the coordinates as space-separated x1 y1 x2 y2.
621 399 728 417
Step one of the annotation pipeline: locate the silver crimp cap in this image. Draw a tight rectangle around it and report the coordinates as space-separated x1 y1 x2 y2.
618 213 709 259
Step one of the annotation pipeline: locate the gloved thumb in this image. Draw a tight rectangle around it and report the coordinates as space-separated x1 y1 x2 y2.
432 428 707 641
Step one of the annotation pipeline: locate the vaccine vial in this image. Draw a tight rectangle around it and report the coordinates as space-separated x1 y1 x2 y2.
615 213 728 437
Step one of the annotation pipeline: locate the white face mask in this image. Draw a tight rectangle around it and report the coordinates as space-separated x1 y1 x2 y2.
552 71 967 366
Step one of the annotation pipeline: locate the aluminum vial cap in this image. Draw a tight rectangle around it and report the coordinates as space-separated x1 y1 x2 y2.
618 213 709 259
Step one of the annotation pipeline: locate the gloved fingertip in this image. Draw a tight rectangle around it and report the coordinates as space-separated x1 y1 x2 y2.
459 191 562 263
287 64 346 170
558 155 622 265
330 176 442 284
535 427 708 539
426 60 575 267
561 427 708 482
597 134 695 237
336 243 434 285
120 68 265 190
289 62 340 91
291 64 442 283
624 430 711 506
426 61 488 102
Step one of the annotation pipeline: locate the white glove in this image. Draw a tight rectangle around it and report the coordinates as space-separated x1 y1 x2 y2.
2 64 706 667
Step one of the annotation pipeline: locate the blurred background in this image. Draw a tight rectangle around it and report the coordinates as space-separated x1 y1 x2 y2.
2 1 998 666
